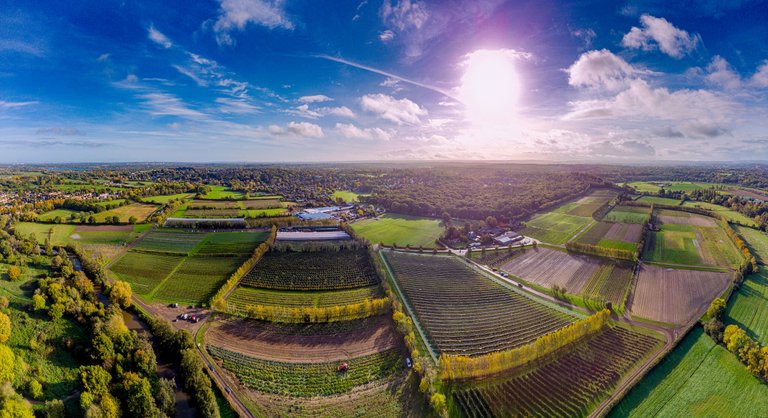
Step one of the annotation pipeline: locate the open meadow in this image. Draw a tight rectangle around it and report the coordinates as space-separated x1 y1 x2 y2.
610 327 768 417
332 190 370 203
521 189 616 244
91 202 158 223
726 271 768 344
351 213 444 248
734 225 768 263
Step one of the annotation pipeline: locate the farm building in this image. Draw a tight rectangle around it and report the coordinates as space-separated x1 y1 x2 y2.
494 231 523 246
276 228 351 241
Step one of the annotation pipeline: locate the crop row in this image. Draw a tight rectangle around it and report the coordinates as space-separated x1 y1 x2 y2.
241 248 379 291
581 264 633 306
196 231 268 255
133 230 207 254
110 251 184 294
453 326 662 417
154 255 249 303
384 252 576 356
208 345 402 397
470 249 521 267
228 285 384 309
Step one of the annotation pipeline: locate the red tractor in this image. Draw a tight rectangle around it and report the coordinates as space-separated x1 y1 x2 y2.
337 363 348 373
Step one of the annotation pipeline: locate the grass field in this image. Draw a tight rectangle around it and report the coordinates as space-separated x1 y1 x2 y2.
91 203 158 223
636 196 683 206
201 185 244 199
332 190 370 203
629 181 711 194
143 193 195 204
38 209 78 222
603 206 649 224
521 212 592 244
111 251 186 295
15 222 76 245
683 201 758 226
351 213 444 248
726 271 768 344
154 255 249 303
734 226 768 263
610 327 768 417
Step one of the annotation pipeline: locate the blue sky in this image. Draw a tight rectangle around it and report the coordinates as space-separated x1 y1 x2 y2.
1 0 768 163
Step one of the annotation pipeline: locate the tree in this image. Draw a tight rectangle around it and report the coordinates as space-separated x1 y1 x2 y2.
108 281 132 308
485 216 498 227
0 345 16 382
0 312 10 343
28 380 43 400
121 372 160 418
43 399 66 418
430 393 447 414
0 296 7 309
128 216 138 224
155 378 176 417
79 366 111 397
707 298 726 320
6 266 21 282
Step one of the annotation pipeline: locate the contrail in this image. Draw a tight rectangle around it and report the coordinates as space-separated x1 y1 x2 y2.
313 54 460 102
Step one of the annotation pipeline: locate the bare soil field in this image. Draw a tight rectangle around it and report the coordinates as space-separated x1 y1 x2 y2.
74 224 135 232
658 214 716 227
605 222 643 242
631 265 732 324
205 315 399 363
499 247 601 293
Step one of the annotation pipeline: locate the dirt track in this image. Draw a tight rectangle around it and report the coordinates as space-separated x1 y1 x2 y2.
206 315 399 363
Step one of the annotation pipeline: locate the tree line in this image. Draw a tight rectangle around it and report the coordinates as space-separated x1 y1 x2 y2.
439 309 611 380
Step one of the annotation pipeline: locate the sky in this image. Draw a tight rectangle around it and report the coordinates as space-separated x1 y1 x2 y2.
1 0 768 163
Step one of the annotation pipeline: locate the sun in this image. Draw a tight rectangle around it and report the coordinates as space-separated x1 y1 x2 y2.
459 49 522 124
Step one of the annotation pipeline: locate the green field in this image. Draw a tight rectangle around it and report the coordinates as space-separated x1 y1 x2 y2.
726 271 768 344
734 225 768 263
242 208 287 218
350 213 444 248
14 222 76 245
227 286 383 310
143 193 195 204
629 181 711 194
683 201 758 226
111 251 186 295
154 255 249 303
201 185 244 199
332 190 369 203
644 225 702 265
636 196 683 206
522 212 592 244
603 206 649 224
133 230 208 254
610 327 768 417
91 203 158 223
38 209 78 222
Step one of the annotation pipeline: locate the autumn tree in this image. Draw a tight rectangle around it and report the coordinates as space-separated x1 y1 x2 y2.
0 312 10 343
6 265 21 282
108 280 132 308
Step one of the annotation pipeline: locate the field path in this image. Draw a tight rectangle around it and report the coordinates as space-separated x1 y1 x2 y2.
568 219 597 244
103 225 156 270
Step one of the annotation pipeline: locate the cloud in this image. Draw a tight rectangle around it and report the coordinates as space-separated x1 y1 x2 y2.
269 121 324 138
381 0 428 31
0 40 45 57
587 140 656 157
752 60 768 88
286 104 355 119
704 56 741 89
298 95 332 103
571 28 596 49
36 127 84 136
147 25 172 49
621 15 699 58
360 93 426 124
215 97 260 114
567 49 639 90
379 30 395 42
173 65 208 86
335 123 391 141
212 0 294 46
0 100 38 109
138 93 204 117
684 121 731 138
652 127 685 138
96 53 110 62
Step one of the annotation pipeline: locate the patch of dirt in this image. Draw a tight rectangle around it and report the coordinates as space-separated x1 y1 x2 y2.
69 233 81 240
205 315 399 363
75 224 134 232
658 215 716 227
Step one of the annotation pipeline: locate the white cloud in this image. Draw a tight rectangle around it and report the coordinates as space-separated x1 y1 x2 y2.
571 28 596 49
621 15 699 58
381 0 428 31
96 53 110 62
0 100 38 109
360 93 426 124
286 104 355 119
335 123 391 141
138 93 204 117
147 25 172 49
379 30 395 42
567 49 638 91
215 97 260 114
212 0 294 46
269 121 324 138
298 95 332 103
173 65 208 87
704 56 741 89
752 60 768 88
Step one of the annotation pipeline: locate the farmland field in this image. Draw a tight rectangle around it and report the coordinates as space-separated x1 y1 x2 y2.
610 327 768 417
14 222 76 245
91 203 158 223
453 325 662 418
383 251 578 356
628 181 709 194
725 271 768 344
196 231 268 255
636 196 682 206
38 208 78 221
332 190 370 203
201 185 244 199
142 192 195 203
133 230 207 254
350 213 444 248
241 248 378 291
682 201 758 226
603 205 649 224
110 251 185 295
154 255 249 303
228 285 383 310
206 316 399 362
577 221 642 251
497 247 634 306
521 212 592 244
631 265 732 324
208 345 402 397
734 225 768 263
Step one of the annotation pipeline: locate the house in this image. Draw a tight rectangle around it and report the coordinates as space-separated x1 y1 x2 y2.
493 231 523 246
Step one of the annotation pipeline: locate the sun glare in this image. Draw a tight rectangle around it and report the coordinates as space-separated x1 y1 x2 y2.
459 49 522 124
